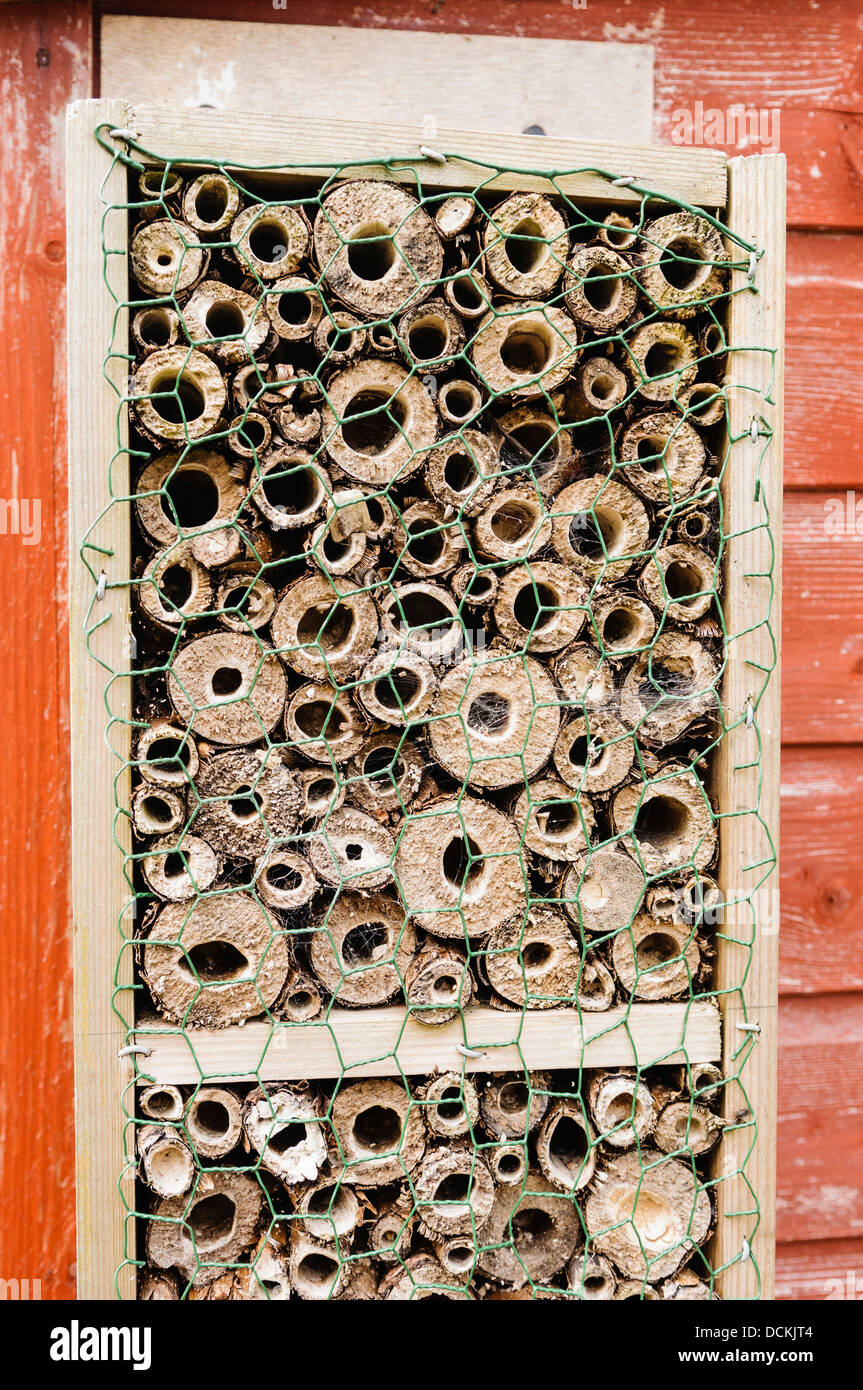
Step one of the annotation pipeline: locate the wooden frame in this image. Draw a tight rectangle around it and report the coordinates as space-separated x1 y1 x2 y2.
67 98 783 1300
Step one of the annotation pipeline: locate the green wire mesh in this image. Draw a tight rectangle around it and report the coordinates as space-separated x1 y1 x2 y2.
83 123 776 1301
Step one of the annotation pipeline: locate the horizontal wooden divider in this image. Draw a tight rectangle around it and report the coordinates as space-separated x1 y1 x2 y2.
121 101 728 207
135 1000 722 1084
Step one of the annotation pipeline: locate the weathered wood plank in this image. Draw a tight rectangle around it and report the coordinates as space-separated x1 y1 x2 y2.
122 101 727 207
780 747 863 996
100 17 655 144
712 154 784 1301
782 493 863 744
777 994 863 1245
135 1002 722 1084
67 95 133 1302
0 0 91 1304
785 233 863 489
776 1237 863 1300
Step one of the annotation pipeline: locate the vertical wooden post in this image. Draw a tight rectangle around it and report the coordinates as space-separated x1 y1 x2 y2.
0 0 92 1302
66 96 135 1300
713 154 784 1300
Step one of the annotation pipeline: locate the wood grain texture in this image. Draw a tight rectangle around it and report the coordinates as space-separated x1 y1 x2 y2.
780 746 863 995
712 155 784 1301
135 1001 722 1085
782 492 863 744
66 96 133 1301
777 994 863 1246
0 0 91 1304
121 101 727 208
100 17 655 143
97 0 863 226
785 233 863 489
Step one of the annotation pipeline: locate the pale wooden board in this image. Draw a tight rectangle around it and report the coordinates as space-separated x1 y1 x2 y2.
119 102 727 208
135 1001 721 1085
712 155 785 1301
66 98 135 1301
100 17 654 145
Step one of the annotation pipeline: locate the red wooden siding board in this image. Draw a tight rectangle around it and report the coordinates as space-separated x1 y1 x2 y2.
776 1237 863 1300
782 492 863 745
778 994 863 1246
780 747 863 996
786 232 863 490
97 0 863 228
0 0 92 1300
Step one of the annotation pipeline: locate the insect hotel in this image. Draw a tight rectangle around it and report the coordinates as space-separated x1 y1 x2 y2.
68 99 783 1301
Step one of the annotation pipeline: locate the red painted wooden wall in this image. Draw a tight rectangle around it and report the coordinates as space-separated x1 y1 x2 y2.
1 0 860 1300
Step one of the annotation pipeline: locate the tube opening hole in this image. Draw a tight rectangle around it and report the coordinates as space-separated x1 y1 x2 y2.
262 465 322 515
138 308 173 347
512 1207 553 1246
452 275 484 311
295 699 348 739
583 267 622 311
277 290 314 325
194 1099 230 1137
433 975 459 1003
211 666 243 697
499 1081 528 1115
407 519 445 565
434 1173 472 1206
248 220 289 264
195 181 229 225
347 223 397 281
442 833 484 890
161 469 219 529
536 800 576 838
146 737 191 770
644 341 681 379
602 608 639 649
635 795 691 854
665 560 704 602
466 691 511 735
548 1115 588 1179
513 580 557 632
490 500 538 544
443 451 478 494
229 785 262 820
182 940 248 982
500 327 552 374
158 563 193 609
189 1193 235 1247
523 940 554 969
298 1253 339 1288
504 219 546 273
342 390 407 456
408 316 449 360
297 601 355 652
441 384 477 420
374 666 422 712
353 1105 402 1152
342 920 389 967
637 932 681 969
205 301 245 338
266 862 302 893
151 372 206 424
659 237 707 291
